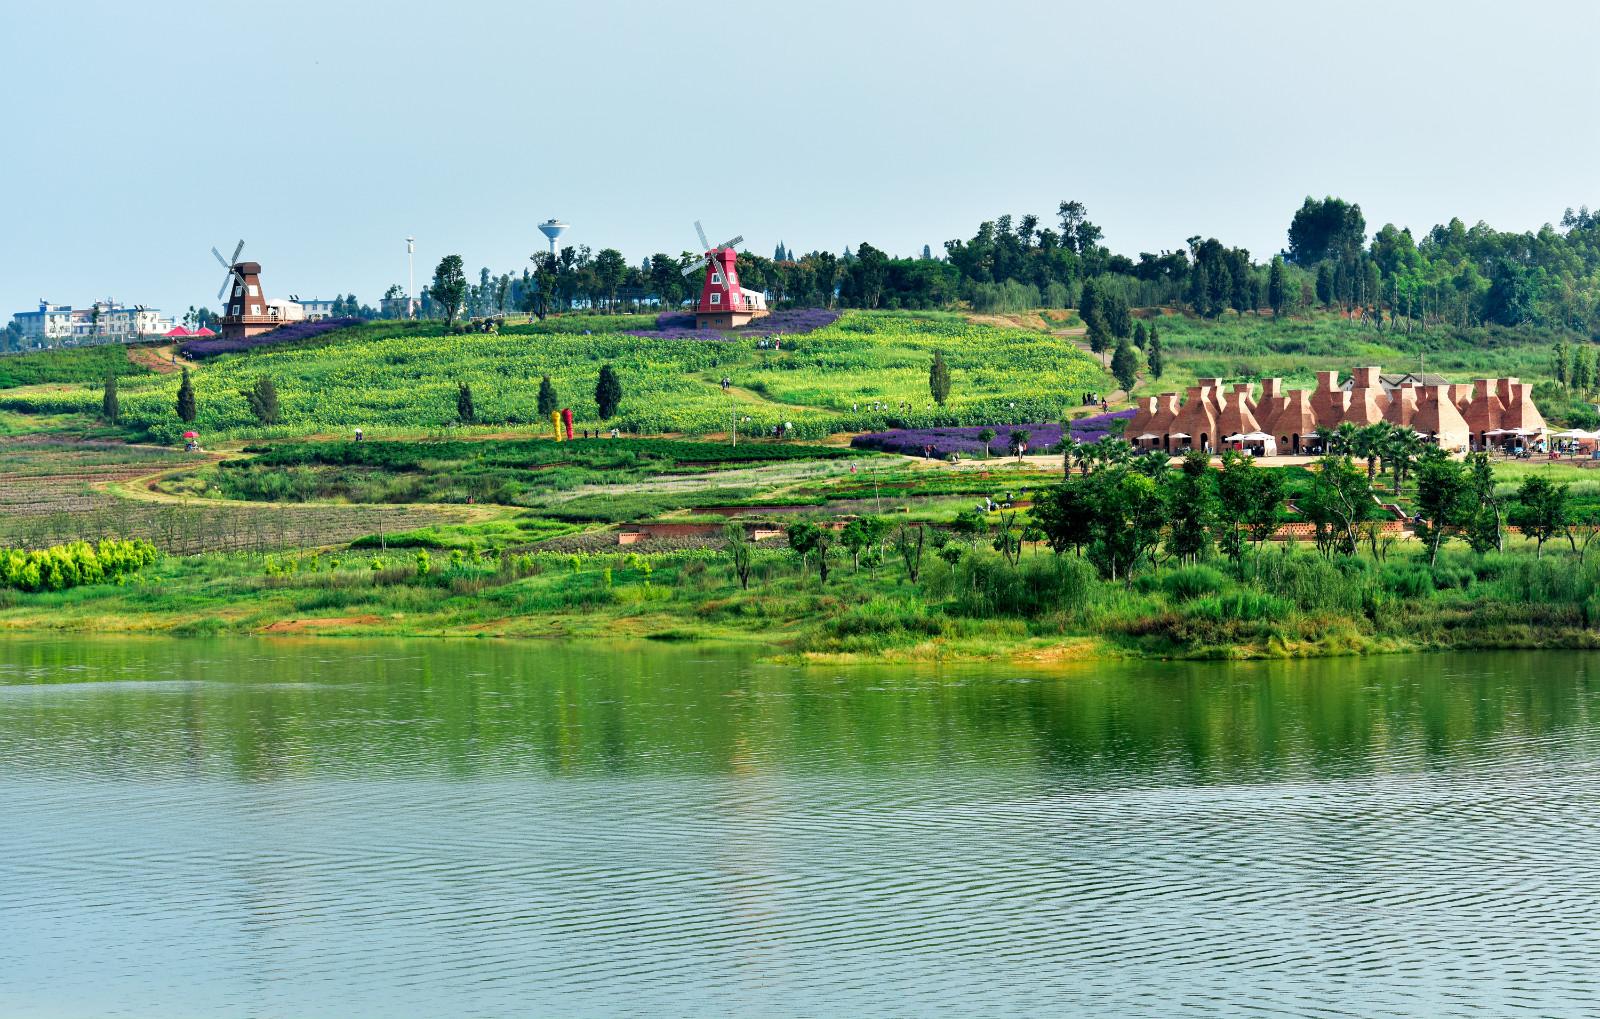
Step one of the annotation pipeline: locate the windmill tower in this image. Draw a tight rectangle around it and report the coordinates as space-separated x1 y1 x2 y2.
681 221 768 329
211 239 276 340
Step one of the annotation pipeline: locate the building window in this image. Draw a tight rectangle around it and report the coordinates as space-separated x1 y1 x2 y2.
250 304 260 315
232 304 241 315
234 285 242 297
710 293 720 305
248 284 259 297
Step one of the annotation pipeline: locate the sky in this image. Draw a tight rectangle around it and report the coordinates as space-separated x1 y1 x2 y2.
2 0 1598 318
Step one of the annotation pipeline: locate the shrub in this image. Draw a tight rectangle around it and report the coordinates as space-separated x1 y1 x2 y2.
1161 564 1227 601
0 538 159 592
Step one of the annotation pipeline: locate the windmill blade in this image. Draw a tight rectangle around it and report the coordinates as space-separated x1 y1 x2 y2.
716 235 743 251
218 273 234 301
680 255 709 278
230 239 245 264
694 221 711 252
212 246 230 269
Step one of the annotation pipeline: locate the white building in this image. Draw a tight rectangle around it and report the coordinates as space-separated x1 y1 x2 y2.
266 298 307 323
294 297 337 321
11 301 174 348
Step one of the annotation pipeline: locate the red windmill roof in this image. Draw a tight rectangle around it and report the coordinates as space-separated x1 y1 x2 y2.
165 325 190 337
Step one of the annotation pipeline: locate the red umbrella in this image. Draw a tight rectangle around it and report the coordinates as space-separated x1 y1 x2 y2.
183 431 199 439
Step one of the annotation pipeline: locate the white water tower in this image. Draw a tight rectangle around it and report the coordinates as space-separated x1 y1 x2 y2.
538 219 569 256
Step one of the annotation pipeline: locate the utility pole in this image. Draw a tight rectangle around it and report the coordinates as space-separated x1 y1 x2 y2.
406 237 416 319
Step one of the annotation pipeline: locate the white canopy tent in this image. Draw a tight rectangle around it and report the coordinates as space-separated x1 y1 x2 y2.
1223 431 1279 456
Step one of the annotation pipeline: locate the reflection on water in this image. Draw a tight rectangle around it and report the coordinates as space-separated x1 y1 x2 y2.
1 638 1598 1017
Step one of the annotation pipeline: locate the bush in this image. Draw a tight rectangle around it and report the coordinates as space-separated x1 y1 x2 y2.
1161 565 1227 601
0 538 159 592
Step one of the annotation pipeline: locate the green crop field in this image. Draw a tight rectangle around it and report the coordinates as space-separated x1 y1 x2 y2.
0 312 1110 442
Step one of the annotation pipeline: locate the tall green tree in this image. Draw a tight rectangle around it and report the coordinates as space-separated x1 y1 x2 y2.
456 381 476 423
1465 453 1505 553
100 371 119 424
176 367 197 423
1111 338 1139 393
1414 449 1474 565
1164 451 1216 564
1146 321 1164 380
928 350 951 406
430 255 469 325
1267 256 1288 317
536 375 559 416
595 364 623 420
1513 475 1570 557
723 521 754 590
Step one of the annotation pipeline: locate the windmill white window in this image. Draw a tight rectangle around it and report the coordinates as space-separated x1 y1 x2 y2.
710 293 720 305
250 304 260 315
247 285 259 297
712 270 724 285
234 285 243 297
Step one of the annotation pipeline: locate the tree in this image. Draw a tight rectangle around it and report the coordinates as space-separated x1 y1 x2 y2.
456 381 476 423
595 364 622 420
1165 451 1216 565
978 427 996 458
1267 256 1288 317
929 350 951 406
241 377 280 425
1032 479 1095 555
1146 321 1164 380
1465 453 1504 553
1214 450 1262 562
1513 474 1570 557
100 371 119 424
892 523 926 582
1084 465 1164 581
1287 196 1365 265
1414 449 1474 565
1553 339 1571 387
537 375 559 417
592 248 628 311
723 521 754 589
1302 454 1373 556
1111 338 1139 393
176 367 197 423
785 520 821 581
430 255 468 325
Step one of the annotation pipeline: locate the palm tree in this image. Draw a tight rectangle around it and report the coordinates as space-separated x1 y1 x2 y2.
1386 428 1426 495
1333 422 1361 457
1312 425 1339 456
1356 422 1394 483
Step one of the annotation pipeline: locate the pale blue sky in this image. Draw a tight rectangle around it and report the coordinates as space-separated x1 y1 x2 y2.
3 0 1597 318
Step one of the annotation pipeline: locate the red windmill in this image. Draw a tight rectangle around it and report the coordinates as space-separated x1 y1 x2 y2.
681 220 769 330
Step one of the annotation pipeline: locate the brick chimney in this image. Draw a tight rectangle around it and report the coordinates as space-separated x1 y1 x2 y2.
1353 366 1381 389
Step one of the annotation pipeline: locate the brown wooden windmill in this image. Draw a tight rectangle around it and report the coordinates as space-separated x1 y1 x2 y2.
212 239 277 339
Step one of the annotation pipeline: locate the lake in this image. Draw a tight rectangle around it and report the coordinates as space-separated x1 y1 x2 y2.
2 637 1598 1017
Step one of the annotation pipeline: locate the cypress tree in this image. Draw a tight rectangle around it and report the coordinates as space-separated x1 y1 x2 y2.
928 350 951 406
1146 322 1164 380
457 381 476 423
1268 256 1288 317
1111 338 1139 393
101 370 119 424
537 375 559 416
176 367 197 423
1553 340 1571 387
595 364 623 420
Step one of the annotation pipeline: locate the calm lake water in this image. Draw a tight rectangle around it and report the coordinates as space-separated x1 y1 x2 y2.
2 638 1599 1018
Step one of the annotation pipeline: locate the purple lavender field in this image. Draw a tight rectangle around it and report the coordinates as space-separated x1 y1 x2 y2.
625 308 841 341
180 318 362 358
850 410 1134 456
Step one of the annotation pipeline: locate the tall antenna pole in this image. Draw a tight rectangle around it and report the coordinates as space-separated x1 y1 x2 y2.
406 237 416 319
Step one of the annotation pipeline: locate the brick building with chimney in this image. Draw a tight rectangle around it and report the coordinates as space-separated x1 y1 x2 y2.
1124 368 1544 455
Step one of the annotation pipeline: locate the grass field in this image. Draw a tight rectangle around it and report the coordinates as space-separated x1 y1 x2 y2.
0 311 1112 443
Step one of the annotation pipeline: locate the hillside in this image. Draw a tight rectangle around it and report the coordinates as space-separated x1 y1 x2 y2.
0 311 1111 442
